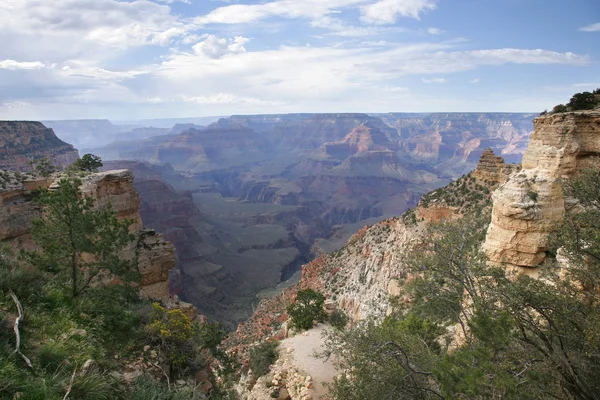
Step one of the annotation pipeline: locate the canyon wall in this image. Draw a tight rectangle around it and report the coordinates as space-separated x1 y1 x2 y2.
227 149 514 350
0 169 175 300
0 121 79 170
482 111 600 271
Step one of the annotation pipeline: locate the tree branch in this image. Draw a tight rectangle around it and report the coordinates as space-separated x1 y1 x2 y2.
8 289 33 369
63 363 78 400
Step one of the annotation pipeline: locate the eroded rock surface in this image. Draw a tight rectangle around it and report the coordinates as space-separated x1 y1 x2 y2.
0 121 79 170
483 111 600 270
0 169 175 300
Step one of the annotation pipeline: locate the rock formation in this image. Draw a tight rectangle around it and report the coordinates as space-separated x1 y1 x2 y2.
0 168 176 300
483 111 600 271
0 121 79 170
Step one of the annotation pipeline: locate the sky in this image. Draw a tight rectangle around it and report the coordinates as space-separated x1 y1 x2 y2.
0 0 599 120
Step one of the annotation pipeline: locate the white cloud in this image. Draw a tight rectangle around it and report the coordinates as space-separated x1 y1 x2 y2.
311 16 388 37
192 35 250 59
454 48 589 65
579 23 600 32
469 78 480 83
360 0 436 24
1 101 31 109
0 0 192 56
572 82 600 88
422 77 446 83
0 59 47 70
427 27 444 35
183 93 281 105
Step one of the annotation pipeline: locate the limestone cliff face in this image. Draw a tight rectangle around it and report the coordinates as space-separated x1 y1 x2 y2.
0 169 175 300
483 111 600 270
0 121 79 170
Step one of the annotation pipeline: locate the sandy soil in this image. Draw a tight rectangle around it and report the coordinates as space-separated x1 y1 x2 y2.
281 324 338 399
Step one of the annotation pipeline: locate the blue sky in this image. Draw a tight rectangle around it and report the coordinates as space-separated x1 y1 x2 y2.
0 0 598 120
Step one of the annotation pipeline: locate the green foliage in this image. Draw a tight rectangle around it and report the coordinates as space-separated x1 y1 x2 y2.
68 365 117 400
552 104 569 113
73 153 103 172
329 171 600 400
528 190 538 201
404 216 491 326
28 156 57 177
145 303 221 380
549 88 600 113
567 91 599 111
29 177 135 298
287 289 326 331
326 316 442 400
248 340 279 377
329 309 349 330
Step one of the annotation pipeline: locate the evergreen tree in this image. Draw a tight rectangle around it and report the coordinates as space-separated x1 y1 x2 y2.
73 154 103 172
29 177 135 298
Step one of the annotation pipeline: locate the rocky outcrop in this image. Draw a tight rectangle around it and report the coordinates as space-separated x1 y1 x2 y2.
483 111 600 270
472 148 512 183
415 149 517 223
79 169 143 231
136 229 176 301
0 121 79 170
0 168 176 300
0 172 54 249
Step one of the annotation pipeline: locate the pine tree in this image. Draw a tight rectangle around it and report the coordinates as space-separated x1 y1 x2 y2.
29 177 135 298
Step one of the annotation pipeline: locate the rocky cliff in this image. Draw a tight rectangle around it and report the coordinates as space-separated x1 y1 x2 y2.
482 111 600 271
0 168 175 300
0 121 79 170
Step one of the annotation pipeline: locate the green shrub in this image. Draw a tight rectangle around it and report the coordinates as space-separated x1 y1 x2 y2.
249 341 279 377
528 191 538 201
68 366 116 400
287 289 326 331
552 104 568 113
329 309 349 330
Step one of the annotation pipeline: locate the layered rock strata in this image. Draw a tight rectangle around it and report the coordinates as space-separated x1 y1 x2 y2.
483 111 600 270
0 121 79 170
0 169 175 300
226 149 513 354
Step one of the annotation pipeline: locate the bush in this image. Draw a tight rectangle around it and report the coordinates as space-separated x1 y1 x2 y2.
329 309 349 330
287 289 326 331
528 191 538 201
567 91 597 111
552 104 568 113
248 341 279 377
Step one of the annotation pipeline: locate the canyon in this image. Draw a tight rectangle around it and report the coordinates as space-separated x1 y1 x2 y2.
228 109 600 399
82 112 533 326
4 112 535 326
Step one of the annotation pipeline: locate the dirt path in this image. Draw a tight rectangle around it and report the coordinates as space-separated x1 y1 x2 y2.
281 324 338 399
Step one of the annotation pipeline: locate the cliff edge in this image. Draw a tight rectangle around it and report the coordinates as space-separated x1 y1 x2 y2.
482 111 600 271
